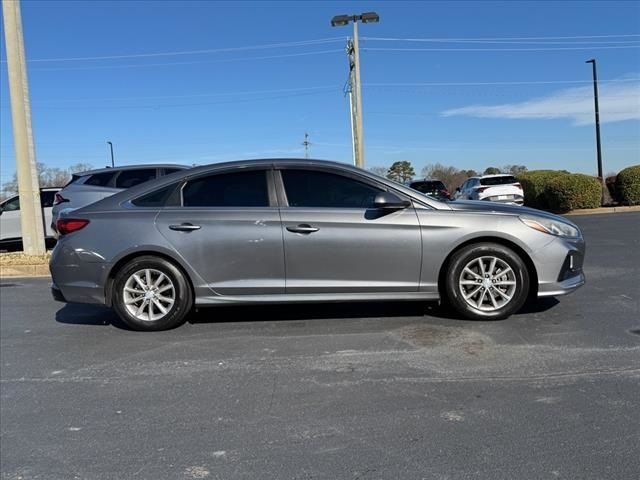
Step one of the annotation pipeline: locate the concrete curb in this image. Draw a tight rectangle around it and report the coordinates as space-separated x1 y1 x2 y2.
565 205 640 216
0 264 50 278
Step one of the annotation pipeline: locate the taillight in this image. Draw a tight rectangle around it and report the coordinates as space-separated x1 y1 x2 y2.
441 189 449 196
514 182 523 190
56 218 90 235
54 193 69 205
476 187 488 193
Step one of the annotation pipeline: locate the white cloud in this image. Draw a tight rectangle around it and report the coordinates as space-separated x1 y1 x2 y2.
441 79 640 126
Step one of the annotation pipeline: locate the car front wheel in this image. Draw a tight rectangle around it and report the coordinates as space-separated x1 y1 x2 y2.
112 255 193 331
445 243 529 320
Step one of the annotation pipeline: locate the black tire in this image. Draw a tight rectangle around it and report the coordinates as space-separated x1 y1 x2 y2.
112 255 193 331
444 242 529 320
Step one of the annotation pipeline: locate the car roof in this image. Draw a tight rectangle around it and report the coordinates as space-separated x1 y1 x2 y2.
78 158 454 212
75 164 190 177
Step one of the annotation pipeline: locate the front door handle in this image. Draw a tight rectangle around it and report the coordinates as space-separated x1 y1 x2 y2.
169 223 201 232
286 224 319 234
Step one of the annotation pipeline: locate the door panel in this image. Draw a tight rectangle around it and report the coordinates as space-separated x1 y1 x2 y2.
281 207 422 293
154 169 284 295
0 211 21 240
156 208 285 295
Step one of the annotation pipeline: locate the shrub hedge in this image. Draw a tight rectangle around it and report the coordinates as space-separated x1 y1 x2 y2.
544 174 602 212
615 165 640 205
517 170 568 209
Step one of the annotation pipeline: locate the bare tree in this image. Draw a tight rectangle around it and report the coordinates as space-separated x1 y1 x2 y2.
421 163 472 191
368 166 389 178
1 162 94 197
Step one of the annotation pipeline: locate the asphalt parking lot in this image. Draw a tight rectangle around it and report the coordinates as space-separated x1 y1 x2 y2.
1 212 639 480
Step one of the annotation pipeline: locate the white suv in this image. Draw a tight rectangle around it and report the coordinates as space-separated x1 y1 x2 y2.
454 174 524 205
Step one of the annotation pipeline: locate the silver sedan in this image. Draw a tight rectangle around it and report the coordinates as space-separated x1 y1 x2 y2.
50 159 585 331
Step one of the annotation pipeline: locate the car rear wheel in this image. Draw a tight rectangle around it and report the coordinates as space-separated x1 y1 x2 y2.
445 243 529 320
112 255 193 331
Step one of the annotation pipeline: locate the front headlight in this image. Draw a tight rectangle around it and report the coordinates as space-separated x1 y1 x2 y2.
519 215 581 238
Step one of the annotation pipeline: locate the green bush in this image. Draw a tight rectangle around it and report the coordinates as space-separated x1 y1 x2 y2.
517 170 569 209
544 174 601 212
615 165 640 205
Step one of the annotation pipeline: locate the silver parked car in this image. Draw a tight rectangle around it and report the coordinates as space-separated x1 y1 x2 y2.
0 187 60 248
50 159 585 331
51 164 189 231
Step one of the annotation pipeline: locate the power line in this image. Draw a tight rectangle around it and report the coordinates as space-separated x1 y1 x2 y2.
0 88 340 110
364 79 639 87
15 49 344 72
29 85 340 104
362 34 640 41
0 37 345 63
363 45 640 52
364 39 640 45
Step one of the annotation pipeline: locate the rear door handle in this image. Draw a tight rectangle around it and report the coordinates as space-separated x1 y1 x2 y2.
169 223 201 232
286 224 319 234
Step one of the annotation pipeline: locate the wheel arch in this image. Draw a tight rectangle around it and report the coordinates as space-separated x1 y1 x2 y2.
104 249 195 307
437 236 539 300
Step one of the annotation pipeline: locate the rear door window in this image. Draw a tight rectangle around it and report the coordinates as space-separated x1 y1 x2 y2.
84 171 116 187
182 170 269 207
115 169 157 189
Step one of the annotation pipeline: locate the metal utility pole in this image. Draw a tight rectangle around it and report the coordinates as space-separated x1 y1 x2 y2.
331 12 379 169
107 141 115 167
301 133 311 159
586 58 605 205
2 0 45 254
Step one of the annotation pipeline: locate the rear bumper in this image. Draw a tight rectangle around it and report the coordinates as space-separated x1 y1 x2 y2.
51 283 67 302
49 244 108 305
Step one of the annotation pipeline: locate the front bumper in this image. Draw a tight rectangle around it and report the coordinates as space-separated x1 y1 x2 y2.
537 271 585 297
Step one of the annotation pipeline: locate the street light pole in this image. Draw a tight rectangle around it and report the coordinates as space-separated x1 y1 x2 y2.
331 12 379 169
586 58 605 205
107 141 115 168
2 0 45 255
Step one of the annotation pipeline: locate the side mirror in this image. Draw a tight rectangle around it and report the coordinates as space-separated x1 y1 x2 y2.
455 187 461 192
374 191 410 209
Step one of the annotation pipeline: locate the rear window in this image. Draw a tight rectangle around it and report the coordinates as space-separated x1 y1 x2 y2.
480 176 517 186
63 174 82 188
410 181 446 193
84 171 116 187
40 191 56 208
115 169 157 188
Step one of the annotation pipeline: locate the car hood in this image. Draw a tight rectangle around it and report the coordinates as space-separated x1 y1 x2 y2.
448 200 578 226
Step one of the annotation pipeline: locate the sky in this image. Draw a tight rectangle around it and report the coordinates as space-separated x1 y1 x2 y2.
1 0 639 190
